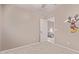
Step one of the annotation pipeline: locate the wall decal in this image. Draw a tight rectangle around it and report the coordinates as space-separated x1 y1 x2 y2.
65 14 79 33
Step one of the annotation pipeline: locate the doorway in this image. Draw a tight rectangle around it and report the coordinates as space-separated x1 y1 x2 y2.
40 16 55 43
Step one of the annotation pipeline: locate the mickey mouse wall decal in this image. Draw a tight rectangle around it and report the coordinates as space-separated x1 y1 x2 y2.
64 14 79 33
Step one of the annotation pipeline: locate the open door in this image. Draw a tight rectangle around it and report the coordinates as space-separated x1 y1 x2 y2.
40 16 55 43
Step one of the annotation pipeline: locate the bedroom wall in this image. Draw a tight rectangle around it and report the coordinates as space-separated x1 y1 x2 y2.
51 5 79 51
36 4 79 51
2 4 79 51
2 5 40 50
0 5 2 51
34 4 79 51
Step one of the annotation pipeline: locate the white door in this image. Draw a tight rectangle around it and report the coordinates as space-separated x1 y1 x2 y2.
40 19 48 41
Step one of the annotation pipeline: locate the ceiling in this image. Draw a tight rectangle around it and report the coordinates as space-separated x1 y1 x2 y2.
14 4 61 12
9 4 62 18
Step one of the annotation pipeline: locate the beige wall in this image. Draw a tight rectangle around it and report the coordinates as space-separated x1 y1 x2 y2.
1 4 79 51
2 5 40 50
33 4 79 51
51 5 79 51
0 5 2 50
